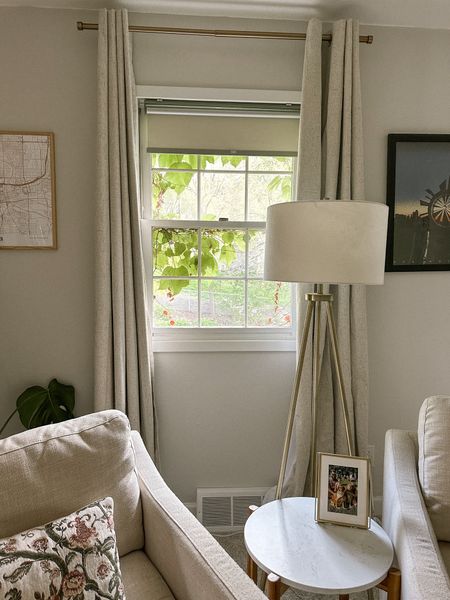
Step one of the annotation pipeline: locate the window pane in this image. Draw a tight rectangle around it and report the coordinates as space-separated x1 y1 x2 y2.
152 171 197 219
147 150 296 330
247 281 292 328
247 229 265 278
201 229 246 277
201 280 245 327
153 280 198 327
200 172 245 220
152 171 197 220
247 173 292 221
152 228 198 276
201 154 246 171
151 153 198 170
248 155 294 172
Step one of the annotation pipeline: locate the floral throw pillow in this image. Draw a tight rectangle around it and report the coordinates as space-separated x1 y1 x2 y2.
0 497 125 600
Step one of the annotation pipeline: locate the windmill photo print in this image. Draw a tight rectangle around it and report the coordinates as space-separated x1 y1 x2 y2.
386 134 450 271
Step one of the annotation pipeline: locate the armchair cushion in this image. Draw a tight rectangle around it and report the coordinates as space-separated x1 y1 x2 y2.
0 410 143 557
418 395 450 541
439 543 450 576
121 551 175 599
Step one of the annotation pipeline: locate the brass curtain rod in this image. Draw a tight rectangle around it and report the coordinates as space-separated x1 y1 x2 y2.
76 21 373 44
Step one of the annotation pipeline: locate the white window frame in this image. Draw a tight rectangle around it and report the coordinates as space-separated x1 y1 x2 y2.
138 86 300 353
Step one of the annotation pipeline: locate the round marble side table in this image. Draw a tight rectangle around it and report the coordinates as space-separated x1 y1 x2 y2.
244 497 399 600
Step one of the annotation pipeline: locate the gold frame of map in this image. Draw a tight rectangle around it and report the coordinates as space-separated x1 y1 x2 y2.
0 131 56 249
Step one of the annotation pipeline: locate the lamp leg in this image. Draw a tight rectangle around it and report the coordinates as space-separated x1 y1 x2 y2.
310 295 323 497
275 299 314 500
325 302 354 456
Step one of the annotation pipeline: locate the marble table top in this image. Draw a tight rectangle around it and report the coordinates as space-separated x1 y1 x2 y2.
244 496 394 595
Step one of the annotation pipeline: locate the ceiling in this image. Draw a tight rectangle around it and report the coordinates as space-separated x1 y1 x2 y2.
1 0 450 30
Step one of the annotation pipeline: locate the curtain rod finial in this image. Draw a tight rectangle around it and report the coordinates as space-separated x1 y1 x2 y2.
366 35 373 44
77 21 84 31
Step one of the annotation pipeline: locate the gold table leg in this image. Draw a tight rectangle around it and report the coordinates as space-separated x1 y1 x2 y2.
266 573 281 600
246 505 259 585
377 567 401 600
246 553 258 584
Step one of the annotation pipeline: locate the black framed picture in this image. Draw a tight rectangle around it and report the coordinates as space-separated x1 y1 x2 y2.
386 134 450 271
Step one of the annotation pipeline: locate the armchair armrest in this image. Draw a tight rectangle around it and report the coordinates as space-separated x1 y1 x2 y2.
131 432 267 600
383 429 450 599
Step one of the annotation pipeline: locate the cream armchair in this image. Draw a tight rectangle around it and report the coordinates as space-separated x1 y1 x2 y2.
0 410 266 600
383 396 450 600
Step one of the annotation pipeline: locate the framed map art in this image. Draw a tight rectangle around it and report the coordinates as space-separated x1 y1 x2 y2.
0 131 57 249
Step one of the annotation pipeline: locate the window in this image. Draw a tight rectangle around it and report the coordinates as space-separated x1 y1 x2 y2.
149 151 294 329
139 97 299 349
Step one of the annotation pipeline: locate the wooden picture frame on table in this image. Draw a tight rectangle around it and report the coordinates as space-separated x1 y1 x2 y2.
315 452 370 529
0 131 57 250
386 133 450 271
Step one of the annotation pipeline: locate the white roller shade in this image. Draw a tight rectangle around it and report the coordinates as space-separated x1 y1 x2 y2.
144 113 299 154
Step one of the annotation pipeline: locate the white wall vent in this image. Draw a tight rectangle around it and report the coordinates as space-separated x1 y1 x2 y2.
196 487 269 532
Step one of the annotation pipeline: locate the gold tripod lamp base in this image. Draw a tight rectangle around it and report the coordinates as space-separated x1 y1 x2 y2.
264 200 389 501
275 284 355 500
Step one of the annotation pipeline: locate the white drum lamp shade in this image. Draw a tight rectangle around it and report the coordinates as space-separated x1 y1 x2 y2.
264 200 389 285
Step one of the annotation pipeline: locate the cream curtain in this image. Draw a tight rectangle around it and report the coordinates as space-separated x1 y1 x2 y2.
283 18 368 497
95 9 157 459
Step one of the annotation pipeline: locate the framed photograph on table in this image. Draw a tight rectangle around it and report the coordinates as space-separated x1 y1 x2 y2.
315 453 370 529
386 133 450 271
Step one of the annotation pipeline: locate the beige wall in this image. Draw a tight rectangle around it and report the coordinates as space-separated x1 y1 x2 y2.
132 12 304 90
0 8 97 427
361 24 450 493
1 7 449 501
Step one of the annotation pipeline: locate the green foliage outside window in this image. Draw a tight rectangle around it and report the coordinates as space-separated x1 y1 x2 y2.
153 227 249 297
150 153 293 327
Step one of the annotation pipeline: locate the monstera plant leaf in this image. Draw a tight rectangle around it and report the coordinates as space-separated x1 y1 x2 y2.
17 379 75 428
0 379 75 436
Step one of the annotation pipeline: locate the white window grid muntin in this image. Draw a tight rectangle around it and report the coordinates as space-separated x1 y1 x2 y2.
141 147 296 220
150 167 294 221
152 220 293 330
146 150 296 335
151 226 294 332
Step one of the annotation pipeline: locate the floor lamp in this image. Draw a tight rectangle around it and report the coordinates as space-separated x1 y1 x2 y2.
264 200 388 499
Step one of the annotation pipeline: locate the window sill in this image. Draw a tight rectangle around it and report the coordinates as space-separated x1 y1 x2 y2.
152 335 296 353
